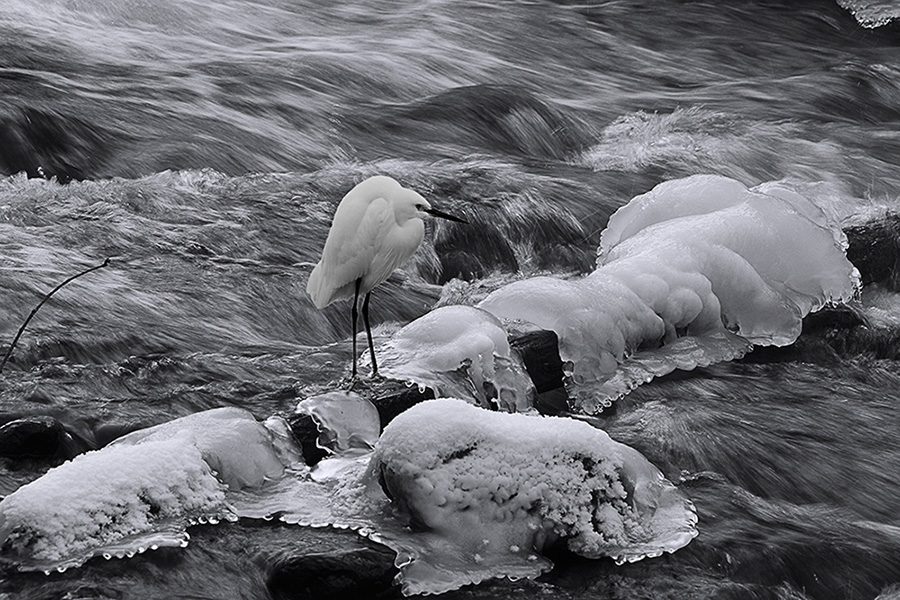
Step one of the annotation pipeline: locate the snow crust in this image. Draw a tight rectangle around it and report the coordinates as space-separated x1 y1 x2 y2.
0 399 697 597
0 436 225 571
110 407 290 489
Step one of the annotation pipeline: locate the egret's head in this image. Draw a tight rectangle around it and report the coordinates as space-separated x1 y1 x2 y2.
408 192 468 224
403 191 433 222
366 176 466 225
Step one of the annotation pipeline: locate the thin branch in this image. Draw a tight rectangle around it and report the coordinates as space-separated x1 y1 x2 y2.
0 258 110 374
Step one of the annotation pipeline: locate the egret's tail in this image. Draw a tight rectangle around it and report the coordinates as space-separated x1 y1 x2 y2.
306 262 331 309
307 262 357 309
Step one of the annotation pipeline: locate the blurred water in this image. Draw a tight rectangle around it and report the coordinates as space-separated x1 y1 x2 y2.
1 0 900 598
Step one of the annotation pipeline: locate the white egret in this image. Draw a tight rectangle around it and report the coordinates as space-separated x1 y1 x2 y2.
307 175 467 378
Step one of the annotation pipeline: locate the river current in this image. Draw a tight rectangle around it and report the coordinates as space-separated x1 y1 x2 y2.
1 1 900 599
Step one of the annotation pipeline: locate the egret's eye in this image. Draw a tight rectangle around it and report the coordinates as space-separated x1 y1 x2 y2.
415 204 425 211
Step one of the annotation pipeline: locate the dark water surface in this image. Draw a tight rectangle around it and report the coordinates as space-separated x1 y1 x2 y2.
2 0 900 598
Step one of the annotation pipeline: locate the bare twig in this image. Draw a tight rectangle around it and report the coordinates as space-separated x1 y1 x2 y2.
0 258 110 374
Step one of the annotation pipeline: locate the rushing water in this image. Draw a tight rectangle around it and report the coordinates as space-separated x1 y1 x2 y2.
1 1 900 598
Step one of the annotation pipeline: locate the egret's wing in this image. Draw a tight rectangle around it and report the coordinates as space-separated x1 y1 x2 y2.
364 217 424 292
307 196 393 307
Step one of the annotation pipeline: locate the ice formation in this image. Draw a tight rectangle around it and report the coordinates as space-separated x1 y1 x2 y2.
0 399 696 595
366 399 697 594
479 175 860 411
0 408 299 572
236 399 697 595
378 305 535 411
296 391 382 456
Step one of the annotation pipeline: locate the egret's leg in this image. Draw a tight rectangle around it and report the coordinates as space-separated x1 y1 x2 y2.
351 279 361 378
362 291 378 376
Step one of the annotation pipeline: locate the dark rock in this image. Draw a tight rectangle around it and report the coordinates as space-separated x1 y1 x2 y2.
0 415 78 459
92 422 145 447
510 329 570 415
266 544 399 600
845 213 900 291
370 382 435 428
0 107 113 182
286 412 330 467
801 303 869 332
533 387 575 417
740 304 899 364
509 330 566 393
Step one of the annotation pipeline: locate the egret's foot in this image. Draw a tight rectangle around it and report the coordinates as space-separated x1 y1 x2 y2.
347 375 375 393
339 374 361 390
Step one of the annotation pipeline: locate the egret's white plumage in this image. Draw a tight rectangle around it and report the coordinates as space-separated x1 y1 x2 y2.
307 175 466 377
308 176 427 309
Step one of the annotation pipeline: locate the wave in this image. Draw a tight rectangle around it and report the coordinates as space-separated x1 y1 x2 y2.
1 0 896 184
0 107 115 183
0 160 609 369
344 84 595 162
575 105 900 201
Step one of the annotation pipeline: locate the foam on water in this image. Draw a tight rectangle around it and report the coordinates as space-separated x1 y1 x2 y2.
836 0 900 27
575 107 900 202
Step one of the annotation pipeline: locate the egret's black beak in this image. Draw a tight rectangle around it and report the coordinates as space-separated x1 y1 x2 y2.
425 206 468 224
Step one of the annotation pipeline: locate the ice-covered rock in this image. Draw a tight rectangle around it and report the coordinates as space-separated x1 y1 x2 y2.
378 305 535 411
480 175 860 411
0 407 299 572
108 407 294 489
367 399 697 594
296 391 382 457
0 398 696 597
240 399 696 596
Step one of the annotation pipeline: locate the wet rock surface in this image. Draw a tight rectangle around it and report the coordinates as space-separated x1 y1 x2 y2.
0 415 79 460
266 544 398 600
